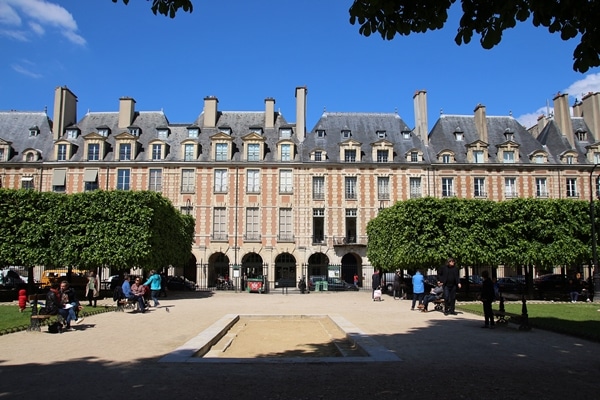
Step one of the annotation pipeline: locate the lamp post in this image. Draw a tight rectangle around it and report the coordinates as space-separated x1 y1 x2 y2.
589 165 600 299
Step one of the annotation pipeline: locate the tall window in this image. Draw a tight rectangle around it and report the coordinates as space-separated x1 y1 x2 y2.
566 155 574 164
184 144 195 161
410 152 419 162
181 169 195 193
503 151 515 163
441 154 451 163
117 169 130 190
247 143 260 161
278 208 293 241
245 207 260 241
246 169 260 193
57 144 67 161
566 178 578 198
474 177 486 197
410 177 421 198
377 177 390 200
216 143 228 161
212 207 227 241
345 209 357 244
313 176 325 200
214 169 228 193
345 176 357 200
594 152 600 164
377 150 388 163
152 144 162 160
536 177 548 198
21 178 34 190
473 150 484 163
505 177 517 198
149 169 162 192
119 143 131 161
87 143 100 161
281 144 291 161
279 169 293 193
314 151 323 161
441 177 454 197
313 208 325 244
344 149 356 162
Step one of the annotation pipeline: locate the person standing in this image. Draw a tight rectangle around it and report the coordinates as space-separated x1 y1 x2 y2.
371 269 381 300
393 271 403 300
144 270 162 307
411 269 425 310
439 258 461 315
480 270 495 328
353 273 359 288
86 271 99 307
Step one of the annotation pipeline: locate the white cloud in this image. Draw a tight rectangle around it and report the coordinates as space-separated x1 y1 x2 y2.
0 28 28 41
516 73 600 129
0 0 85 45
11 63 43 79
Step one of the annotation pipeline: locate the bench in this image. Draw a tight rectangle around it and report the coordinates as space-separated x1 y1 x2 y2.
27 294 53 332
493 295 531 331
116 298 137 312
433 298 444 311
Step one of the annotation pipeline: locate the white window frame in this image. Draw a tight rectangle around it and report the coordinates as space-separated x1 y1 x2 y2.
214 169 228 193
246 169 260 193
279 170 293 193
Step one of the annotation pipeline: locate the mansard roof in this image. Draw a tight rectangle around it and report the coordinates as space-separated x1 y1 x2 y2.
537 118 592 164
0 111 54 162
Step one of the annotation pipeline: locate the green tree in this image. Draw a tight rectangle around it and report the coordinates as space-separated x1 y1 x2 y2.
349 0 600 73
112 0 193 18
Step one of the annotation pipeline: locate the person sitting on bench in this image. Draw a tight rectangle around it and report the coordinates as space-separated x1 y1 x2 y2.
130 277 147 313
421 281 443 313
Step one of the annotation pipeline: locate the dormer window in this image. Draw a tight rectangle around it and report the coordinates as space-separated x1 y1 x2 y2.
97 127 110 137
454 127 464 141
504 128 514 141
376 130 386 139
342 130 351 139
187 127 199 138
66 128 79 139
316 130 325 138
402 131 411 140
219 127 232 135
576 128 587 141
250 127 263 135
157 128 169 139
279 128 292 138
128 127 140 136
29 126 39 137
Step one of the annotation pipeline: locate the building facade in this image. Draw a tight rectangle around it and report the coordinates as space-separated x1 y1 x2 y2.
1 86 599 288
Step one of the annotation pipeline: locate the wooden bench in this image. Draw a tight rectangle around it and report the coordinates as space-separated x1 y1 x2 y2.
433 298 444 311
493 295 531 331
27 294 52 332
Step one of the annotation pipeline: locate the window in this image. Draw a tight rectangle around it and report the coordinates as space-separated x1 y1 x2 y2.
246 169 260 193
576 129 586 141
152 144 162 160
117 169 130 190
455 132 464 141
247 143 260 161
474 177 486 198
535 154 545 164
316 130 325 138
52 169 66 193
536 177 548 198
278 208 293 241
128 127 140 136
119 143 132 161
280 128 292 138
149 169 162 192
21 177 34 190
184 144 195 161
157 129 169 139
313 176 325 200
0 148 5 162
312 208 325 244
345 176 357 200
345 209 357 244
87 143 100 161
314 151 323 161
410 152 419 162
342 130 351 139
281 144 291 161
83 168 99 192
219 127 232 135
250 127 263 135
402 131 411 140
57 144 67 161
66 129 78 139
181 169 195 193
376 130 386 138
188 128 199 138
442 154 451 163
98 128 109 137
377 177 389 200
212 207 227 241
566 155 574 164
29 127 39 137
25 152 35 162
504 129 514 141
594 152 600 164
566 178 578 198
409 177 421 198
442 178 454 197
505 178 517 198
245 208 260 241
503 151 515 163
279 170 293 193
377 149 389 163
214 169 228 193
344 149 356 162
216 143 228 161
473 150 484 163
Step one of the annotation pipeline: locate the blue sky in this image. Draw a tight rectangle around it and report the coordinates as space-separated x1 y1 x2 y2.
1 0 600 130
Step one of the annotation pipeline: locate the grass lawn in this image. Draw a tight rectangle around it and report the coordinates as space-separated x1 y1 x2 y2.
457 302 600 342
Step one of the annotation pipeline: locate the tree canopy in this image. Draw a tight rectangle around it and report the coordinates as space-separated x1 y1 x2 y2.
121 0 599 73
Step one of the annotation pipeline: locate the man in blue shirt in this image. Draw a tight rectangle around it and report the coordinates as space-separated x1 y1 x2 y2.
121 274 132 297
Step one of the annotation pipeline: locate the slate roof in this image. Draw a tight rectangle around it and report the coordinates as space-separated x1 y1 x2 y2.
0 111 54 163
537 117 595 163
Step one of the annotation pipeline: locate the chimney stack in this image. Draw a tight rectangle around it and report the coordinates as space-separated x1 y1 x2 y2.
474 104 488 143
553 93 575 148
118 97 136 129
295 86 307 142
580 92 600 141
265 97 275 129
52 86 77 141
413 90 428 145
203 96 218 128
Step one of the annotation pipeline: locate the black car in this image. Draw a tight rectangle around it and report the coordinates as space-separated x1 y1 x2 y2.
496 276 526 294
533 274 568 300
166 276 196 291
307 276 358 291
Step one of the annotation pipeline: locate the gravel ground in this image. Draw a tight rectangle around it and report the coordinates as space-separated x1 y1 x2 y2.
0 290 598 399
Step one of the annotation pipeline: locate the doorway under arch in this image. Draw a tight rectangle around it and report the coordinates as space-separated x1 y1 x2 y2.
307 252 329 277
274 253 297 285
208 252 230 287
341 253 361 285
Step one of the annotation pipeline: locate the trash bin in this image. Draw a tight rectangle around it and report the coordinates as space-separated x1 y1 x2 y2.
247 278 264 293
321 281 328 291
315 281 322 292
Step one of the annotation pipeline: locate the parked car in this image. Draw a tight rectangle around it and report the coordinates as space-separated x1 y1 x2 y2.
102 275 120 291
459 275 483 292
496 276 526 294
0 268 26 290
275 278 296 288
307 276 358 291
166 276 196 291
533 274 569 300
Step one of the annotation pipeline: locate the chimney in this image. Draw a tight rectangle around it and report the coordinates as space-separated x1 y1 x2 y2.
265 97 275 129
52 86 77 141
118 97 136 129
580 92 600 141
474 104 488 143
295 86 307 142
553 92 574 148
413 90 428 145
203 96 218 128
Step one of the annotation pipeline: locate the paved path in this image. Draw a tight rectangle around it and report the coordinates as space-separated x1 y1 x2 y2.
0 290 598 399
